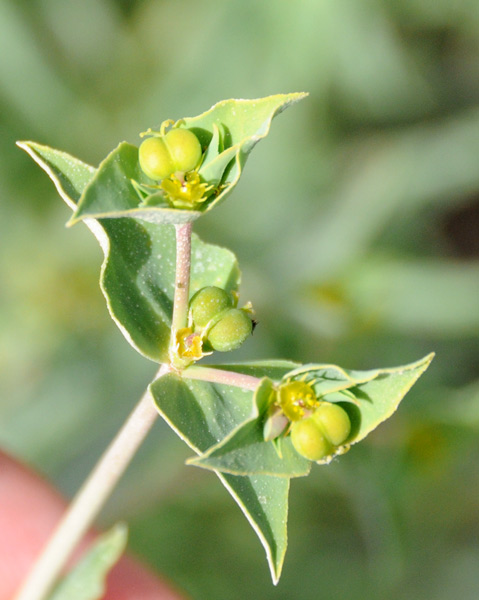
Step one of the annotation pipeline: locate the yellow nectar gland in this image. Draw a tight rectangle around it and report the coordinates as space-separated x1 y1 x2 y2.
277 380 318 422
161 172 212 209
175 327 203 361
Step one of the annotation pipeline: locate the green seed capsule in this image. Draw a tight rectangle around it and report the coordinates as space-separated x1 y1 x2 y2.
313 402 351 446
164 128 202 173
290 418 332 461
207 308 252 352
139 137 173 180
139 128 202 181
190 286 233 328
291 402 351 461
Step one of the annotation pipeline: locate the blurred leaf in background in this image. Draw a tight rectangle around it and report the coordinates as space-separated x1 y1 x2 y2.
1 0 479 599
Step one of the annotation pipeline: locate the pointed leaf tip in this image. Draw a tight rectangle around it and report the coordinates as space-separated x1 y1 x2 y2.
16 141 96 211
150 366 296 584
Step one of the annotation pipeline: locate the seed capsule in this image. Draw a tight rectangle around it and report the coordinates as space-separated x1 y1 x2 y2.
291 402 351 461
164 128 202 173
312 402 351 446
290 418 332 461
207 308 253 352
139 128 202 181
190 286 233 328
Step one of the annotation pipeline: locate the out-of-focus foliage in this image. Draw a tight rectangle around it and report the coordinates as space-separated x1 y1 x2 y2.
49 524 127 600
1 1 478 599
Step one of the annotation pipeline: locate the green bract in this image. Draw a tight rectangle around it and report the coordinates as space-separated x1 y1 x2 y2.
190 355 434 479
139 128 202 180
207 308 253 352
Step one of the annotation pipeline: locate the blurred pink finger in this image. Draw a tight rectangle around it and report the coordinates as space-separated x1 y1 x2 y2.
0 451 183 600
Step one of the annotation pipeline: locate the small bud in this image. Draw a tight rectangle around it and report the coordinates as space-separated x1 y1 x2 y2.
263 409 289 442
290 402 352 461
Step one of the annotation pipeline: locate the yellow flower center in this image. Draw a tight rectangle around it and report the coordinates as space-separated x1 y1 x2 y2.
161 172 212 209
277 380 318 421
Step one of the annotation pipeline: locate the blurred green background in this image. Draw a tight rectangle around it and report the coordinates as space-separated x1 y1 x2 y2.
1 1 479 598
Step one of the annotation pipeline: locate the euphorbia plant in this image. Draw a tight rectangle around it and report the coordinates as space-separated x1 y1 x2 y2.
16 93 433 600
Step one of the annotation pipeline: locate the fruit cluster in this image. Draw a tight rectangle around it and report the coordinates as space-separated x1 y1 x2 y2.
290 401 351 461
139 128 202 181
189 286 253 352
137 126 212 209
264 379 352 462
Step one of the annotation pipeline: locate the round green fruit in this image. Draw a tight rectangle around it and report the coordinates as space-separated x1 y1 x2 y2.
207 308 253 352
164 128 202 173
139 137 172 180
190 286 233 328
290 418 332 461
313 402 351 446
139 128 202 180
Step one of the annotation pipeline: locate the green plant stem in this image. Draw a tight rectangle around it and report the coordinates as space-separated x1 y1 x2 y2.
14 366 168 600
183 365 262 390
171 222 193 334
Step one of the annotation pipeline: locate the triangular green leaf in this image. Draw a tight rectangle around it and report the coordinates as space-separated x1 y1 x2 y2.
62 93 307 224
149 361 297 583
48 524 127 600
150 373 255 448
189 354 434 473
18 142 240 362
217 472 289 586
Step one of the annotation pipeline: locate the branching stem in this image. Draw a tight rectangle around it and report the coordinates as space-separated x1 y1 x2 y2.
14 365 168 600
183 365 262 391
